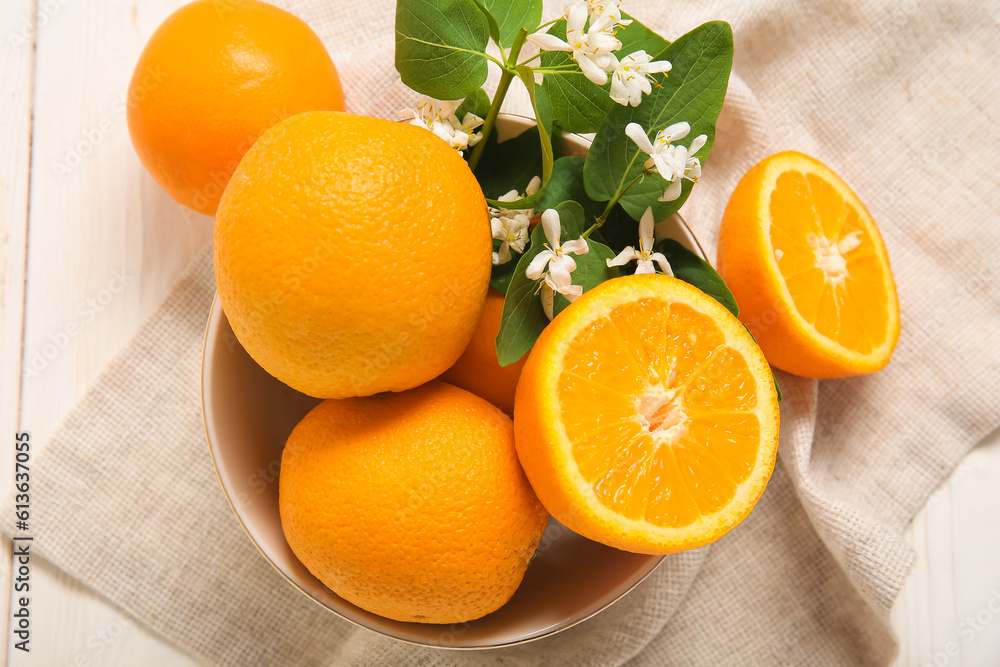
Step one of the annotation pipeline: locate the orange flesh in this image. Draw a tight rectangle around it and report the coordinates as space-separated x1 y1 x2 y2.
557 299 761 527
769 170 889 354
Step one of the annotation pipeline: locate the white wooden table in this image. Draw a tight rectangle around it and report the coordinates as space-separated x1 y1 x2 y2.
2 0 998 664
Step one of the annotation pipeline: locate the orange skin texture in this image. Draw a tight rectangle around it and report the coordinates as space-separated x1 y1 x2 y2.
214 111 491 399
717 151 900 378
278 381 549 624
439 288 526 415
513 275 780 554
126 0 345 215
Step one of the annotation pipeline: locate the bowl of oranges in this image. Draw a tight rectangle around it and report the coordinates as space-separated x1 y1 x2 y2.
201 112 737 647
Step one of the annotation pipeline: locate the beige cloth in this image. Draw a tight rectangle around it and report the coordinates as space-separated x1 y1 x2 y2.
6 0 1000 665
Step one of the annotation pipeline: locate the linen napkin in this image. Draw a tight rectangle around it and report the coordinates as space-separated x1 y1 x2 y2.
7 0 1000 665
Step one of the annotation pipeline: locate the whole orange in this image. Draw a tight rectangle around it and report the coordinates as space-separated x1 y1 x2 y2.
439 288 525 415
126 0 345 215
279 381 549 624
214 111 491 398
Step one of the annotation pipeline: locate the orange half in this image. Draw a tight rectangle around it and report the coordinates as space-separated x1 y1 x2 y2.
717 151 900 378
514 275 780 554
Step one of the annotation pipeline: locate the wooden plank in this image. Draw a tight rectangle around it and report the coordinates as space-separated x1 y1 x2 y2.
11 0 208 662
892 428 1000 666
0 0 37 662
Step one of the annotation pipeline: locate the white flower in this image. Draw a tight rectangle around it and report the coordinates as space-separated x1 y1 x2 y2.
398 97 484 152
526 209 589 309
625 121 690 177
625 122 707 202
609 50 672 107
528 3 622 86
606 207 673 275
491 216 530 265
490 176 541 265
658 134 707 202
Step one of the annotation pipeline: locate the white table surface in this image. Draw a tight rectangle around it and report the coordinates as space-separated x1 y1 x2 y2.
2 0 999 664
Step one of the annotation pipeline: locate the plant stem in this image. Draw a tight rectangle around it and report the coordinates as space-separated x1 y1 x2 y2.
582 173 646 238
468 29 529 173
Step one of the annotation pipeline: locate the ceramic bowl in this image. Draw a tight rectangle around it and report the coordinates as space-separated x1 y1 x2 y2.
202 114 705 649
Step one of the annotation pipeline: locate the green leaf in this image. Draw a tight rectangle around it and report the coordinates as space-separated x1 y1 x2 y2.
496 227 550 366
517 66 554 182
457 88 491 119
536 156 602 223
654 239 738 317
584 21 733 220
474 126 544 199
480 0 542 49
595 203 640 255
540 14 671 134
468 0 502 47
395 0 492 99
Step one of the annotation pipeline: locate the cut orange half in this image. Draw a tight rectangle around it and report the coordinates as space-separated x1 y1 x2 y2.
717 151 900 378
513 274 780 555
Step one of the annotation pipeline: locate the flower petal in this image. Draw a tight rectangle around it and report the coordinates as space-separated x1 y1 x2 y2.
561 238 589 255
663 121 691 143
540 209 562 247
563 284 584 301
528 33 573 52
609 73 630 106
565 1 589 35
650 154 674 179
625 123 655 155
689 134 708 154
650 252 674 276
491 218 506 238
646 59 672 74
526 175 542 196
659 177 683 202
461 112 484 130
639 207 656 252
607 246 638 267
576 53 610 85
526 250 554 279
